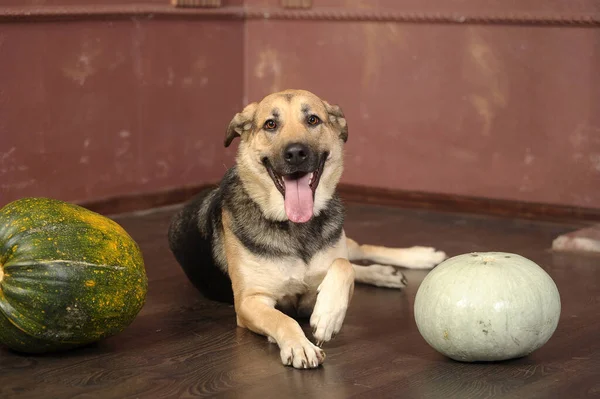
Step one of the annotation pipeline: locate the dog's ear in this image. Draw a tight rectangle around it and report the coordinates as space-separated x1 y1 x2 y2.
225 102 258 147
323 101 348 142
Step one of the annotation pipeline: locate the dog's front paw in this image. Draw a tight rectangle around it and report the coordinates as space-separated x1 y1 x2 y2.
280 337 325 369
355 264 407 288
310 287 350 345
401 246 447 269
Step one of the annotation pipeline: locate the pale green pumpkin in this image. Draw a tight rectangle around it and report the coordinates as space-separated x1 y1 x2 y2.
414 252 561 362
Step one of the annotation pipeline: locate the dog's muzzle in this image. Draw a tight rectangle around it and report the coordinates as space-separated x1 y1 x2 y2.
262 144 327 224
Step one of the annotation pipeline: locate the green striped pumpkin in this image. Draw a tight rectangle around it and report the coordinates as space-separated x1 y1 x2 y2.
0 197 147 353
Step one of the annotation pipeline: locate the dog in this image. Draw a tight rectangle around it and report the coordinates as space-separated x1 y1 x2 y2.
168 89 446 369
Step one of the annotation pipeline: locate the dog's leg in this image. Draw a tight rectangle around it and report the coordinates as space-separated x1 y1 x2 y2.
347 239 409 289
310 258 355 345
352 263 407 288
224 210 325 369
347 237 446 269
236 294 326 369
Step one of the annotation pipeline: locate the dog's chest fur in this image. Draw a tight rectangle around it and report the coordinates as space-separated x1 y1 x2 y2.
236 231 349 313
211 167 347 301
263 232 347 289
221 167 345 265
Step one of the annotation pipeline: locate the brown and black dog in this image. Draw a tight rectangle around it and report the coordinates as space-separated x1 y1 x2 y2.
168 89 446 369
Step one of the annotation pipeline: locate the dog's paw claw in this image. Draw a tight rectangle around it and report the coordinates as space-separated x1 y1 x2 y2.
311 307 347 345
280 338 324 369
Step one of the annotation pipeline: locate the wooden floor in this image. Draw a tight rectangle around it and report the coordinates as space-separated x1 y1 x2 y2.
1 203 599 399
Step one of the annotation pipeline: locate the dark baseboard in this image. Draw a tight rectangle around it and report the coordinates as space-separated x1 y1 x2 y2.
80 184 216 216
79 183 600 224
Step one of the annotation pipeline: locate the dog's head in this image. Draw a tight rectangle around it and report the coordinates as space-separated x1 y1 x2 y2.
225 89 348 223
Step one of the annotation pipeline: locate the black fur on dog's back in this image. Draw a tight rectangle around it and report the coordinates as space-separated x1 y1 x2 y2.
168 167 345 304
168 185 234 303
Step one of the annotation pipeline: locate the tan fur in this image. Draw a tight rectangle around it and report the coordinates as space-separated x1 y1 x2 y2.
347 237 446 269
221 89 446 369
228 90 346 222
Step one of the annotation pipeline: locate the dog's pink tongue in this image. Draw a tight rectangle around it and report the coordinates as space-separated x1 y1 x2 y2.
283 174 313 223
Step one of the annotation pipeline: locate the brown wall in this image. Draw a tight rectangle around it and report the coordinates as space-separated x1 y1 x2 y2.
1 1 599 210
245 21 600 208
1 17 242 205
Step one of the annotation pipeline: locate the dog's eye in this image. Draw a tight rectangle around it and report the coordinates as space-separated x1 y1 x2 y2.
307 115 321 126
264 120 277 130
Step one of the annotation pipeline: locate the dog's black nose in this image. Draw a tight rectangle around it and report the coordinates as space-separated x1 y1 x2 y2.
284 143 309 166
